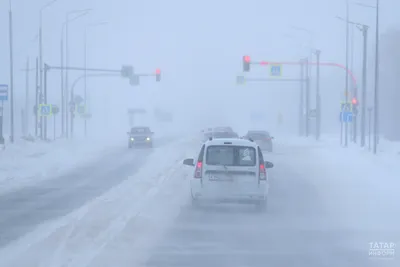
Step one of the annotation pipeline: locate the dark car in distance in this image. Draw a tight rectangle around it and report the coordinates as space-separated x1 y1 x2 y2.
127 126 154 148
243 130 274 152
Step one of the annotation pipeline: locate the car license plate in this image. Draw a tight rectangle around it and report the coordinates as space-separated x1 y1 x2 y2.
208 174 233 182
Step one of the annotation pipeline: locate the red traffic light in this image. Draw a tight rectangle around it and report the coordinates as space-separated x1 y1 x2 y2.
352 97 358 105
243 55 250 63
155 68 161 82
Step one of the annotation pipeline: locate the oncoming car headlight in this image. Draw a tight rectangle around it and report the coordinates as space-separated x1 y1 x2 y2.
146 137 151 141
130 137 134 141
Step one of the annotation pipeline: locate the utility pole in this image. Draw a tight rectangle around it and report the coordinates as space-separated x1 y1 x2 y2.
23 58 30 136
8 0 15 143
344 0 349 147
373 0 380 154
360 25 368 147
305 58 310 137
60 37 64 137
65 17 69 138
35 57 39 138
299 59 304 136
350 24 355 143
315 49 321 140
84 28 87 137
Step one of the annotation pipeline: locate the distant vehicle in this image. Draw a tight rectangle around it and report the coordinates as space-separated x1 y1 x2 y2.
182 137 274 211
127 126 154 148
202 131 213 142
213 126 234 133
212 131 239 139
243 130 274 152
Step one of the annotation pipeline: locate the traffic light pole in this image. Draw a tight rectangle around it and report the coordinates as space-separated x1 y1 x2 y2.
299 60 305 136
315 50 321 140
305 58 310 137
42 64 160 137
360 25 368 147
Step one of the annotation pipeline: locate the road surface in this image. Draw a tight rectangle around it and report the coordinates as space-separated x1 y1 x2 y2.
143 143 399 267
0 136 176 248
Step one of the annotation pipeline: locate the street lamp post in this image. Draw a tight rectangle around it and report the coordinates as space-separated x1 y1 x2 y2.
336 16 370 148
61 10 90 138
39 0 58 140
63 9 91 138
8 0 15 143
355 0 379 154
84 21 108 137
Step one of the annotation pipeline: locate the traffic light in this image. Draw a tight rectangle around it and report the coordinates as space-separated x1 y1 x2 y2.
155 68 161 82
121 65 133 78
352 97 358 115
243 55 250 72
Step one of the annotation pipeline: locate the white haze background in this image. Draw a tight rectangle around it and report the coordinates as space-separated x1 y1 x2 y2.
0 0 399 137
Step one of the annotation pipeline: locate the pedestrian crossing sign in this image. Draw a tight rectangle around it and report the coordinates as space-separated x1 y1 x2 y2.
270 64 282 77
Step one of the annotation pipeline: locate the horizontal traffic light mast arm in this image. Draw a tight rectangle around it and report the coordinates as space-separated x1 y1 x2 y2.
243 78 307 82
251 60 358 88
45 64 121 73
135 73 158 76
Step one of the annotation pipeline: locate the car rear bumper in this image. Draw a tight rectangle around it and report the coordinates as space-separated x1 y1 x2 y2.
190 179 268 202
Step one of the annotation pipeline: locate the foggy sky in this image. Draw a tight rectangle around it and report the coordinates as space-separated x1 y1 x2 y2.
0 0 399 136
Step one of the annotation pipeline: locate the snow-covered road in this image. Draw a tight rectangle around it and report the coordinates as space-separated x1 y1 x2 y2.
0 135 399 267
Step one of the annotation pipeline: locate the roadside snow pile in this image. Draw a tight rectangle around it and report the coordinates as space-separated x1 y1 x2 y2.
0 136 197 267
0 136 123 194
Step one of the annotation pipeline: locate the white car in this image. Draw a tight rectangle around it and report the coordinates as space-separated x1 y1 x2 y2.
183 138 274 211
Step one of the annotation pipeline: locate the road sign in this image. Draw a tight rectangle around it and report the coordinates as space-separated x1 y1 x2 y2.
270 64 282 77
52 105 60 114
77 105 85 114
0 84 8 101
309 109 317 118
236 76 245 84
341 102 352 112
340 111 353 122
39 104 52 116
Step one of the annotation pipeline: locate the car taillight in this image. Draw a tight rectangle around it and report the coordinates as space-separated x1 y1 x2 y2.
194 161 203 178
259 163 266 180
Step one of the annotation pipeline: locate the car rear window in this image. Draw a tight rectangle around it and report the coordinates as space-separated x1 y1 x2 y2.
205 145 256 166
248 132 269 139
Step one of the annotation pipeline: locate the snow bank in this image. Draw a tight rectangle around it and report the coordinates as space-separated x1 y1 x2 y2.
0 135 197 267
0 137 123 195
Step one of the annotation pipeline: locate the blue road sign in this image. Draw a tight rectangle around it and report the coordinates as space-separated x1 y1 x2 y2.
340 111 353 122
0 84 8 101
39 104 52 116
270 64 282 76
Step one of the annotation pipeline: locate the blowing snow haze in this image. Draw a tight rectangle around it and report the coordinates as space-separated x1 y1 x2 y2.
0 0 399 266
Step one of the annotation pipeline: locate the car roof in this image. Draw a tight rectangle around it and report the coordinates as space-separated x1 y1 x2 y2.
247 130 269 134
205 138 257 147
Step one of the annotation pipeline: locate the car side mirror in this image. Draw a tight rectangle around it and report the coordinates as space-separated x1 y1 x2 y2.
264 161 274 168
183 158 195 166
